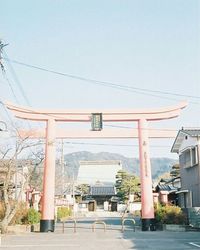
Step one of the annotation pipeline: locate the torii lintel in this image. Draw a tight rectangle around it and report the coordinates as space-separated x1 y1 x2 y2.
5 101 188 122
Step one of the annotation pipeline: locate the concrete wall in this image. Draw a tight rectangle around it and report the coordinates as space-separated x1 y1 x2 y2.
187 207 200 227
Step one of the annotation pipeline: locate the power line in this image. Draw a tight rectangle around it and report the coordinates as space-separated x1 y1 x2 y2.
56 140 172 148
3 58 200 103
104 124 178 131
3 76 20 104
1 53 45 130
3 52 31 106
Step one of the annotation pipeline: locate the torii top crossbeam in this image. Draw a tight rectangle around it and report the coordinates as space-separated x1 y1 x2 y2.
6 101 187 122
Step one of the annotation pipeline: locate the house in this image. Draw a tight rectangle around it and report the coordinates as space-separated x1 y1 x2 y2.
154 177 181 205
171 128 200 208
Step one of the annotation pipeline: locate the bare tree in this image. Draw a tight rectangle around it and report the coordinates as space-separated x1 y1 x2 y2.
0 136 44 233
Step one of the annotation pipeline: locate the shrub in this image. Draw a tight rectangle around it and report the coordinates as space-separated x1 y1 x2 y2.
0 201 5 220
154 203 166 223
57 207 72 221
10 202 29 225
155 203 187 225
27 208 41 225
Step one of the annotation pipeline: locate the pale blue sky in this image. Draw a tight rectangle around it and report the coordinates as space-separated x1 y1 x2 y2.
0 0 199 158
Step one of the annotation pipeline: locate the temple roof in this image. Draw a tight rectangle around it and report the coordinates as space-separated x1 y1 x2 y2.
89 185 116 196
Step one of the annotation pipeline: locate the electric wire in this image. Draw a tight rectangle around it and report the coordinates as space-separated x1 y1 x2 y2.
0 56 190 152
3 76 20 104
3 58 200 104
4 58 199 99
13 134 173 148
0 52 178 180
56 140 172 148
3 52 31 106
2 52 44 131
104 124 178 131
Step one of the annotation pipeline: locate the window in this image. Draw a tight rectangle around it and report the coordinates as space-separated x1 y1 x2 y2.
179 146 199 168
191 147 198 166
185 149 191 168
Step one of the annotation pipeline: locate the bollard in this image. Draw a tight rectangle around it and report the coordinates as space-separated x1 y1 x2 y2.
61 218 77 233
122 218 136 232
92 220 106 232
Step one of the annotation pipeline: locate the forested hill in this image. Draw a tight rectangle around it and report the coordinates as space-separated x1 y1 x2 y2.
64 151 178 180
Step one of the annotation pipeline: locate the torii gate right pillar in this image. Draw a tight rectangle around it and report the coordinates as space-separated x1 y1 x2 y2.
138 119 155 231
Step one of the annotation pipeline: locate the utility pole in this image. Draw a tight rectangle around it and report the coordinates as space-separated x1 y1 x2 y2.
15 140 18 200
60 139 65 197
72 171 75 217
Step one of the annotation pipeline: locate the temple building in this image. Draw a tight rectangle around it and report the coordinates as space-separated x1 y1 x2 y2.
77 160 122 185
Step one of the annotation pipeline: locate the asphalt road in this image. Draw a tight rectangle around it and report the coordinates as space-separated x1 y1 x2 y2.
1 217 200 250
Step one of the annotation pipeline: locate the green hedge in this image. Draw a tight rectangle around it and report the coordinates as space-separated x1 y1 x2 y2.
27 208 41 225
155 203 187 225
57 207 72 220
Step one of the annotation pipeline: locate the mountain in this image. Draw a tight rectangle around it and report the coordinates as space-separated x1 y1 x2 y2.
64 151 177 180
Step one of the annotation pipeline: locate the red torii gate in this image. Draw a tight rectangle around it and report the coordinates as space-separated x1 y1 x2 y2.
5 101 187 232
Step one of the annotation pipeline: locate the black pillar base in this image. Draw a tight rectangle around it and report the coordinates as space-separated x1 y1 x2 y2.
40 219 55 232
141 218 156 231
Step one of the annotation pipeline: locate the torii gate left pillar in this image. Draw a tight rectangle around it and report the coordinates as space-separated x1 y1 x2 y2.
40 118 56 232
5 101 187 232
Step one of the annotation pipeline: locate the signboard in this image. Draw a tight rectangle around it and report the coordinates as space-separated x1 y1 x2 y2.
91 113 103 131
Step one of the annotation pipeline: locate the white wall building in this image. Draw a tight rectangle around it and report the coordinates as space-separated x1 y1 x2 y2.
171 128 200 207
77 160 122 185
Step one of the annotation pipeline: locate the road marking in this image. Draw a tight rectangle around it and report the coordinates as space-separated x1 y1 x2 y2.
189 242 200 248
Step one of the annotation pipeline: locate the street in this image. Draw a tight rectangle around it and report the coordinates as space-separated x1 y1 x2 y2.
1 217 200 250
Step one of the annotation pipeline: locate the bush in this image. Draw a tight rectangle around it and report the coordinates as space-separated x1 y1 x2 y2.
155 203 187 225
57 207 72 221
10 202 29 225
0 201 5 220
27 208 41 225
155 203 165 223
